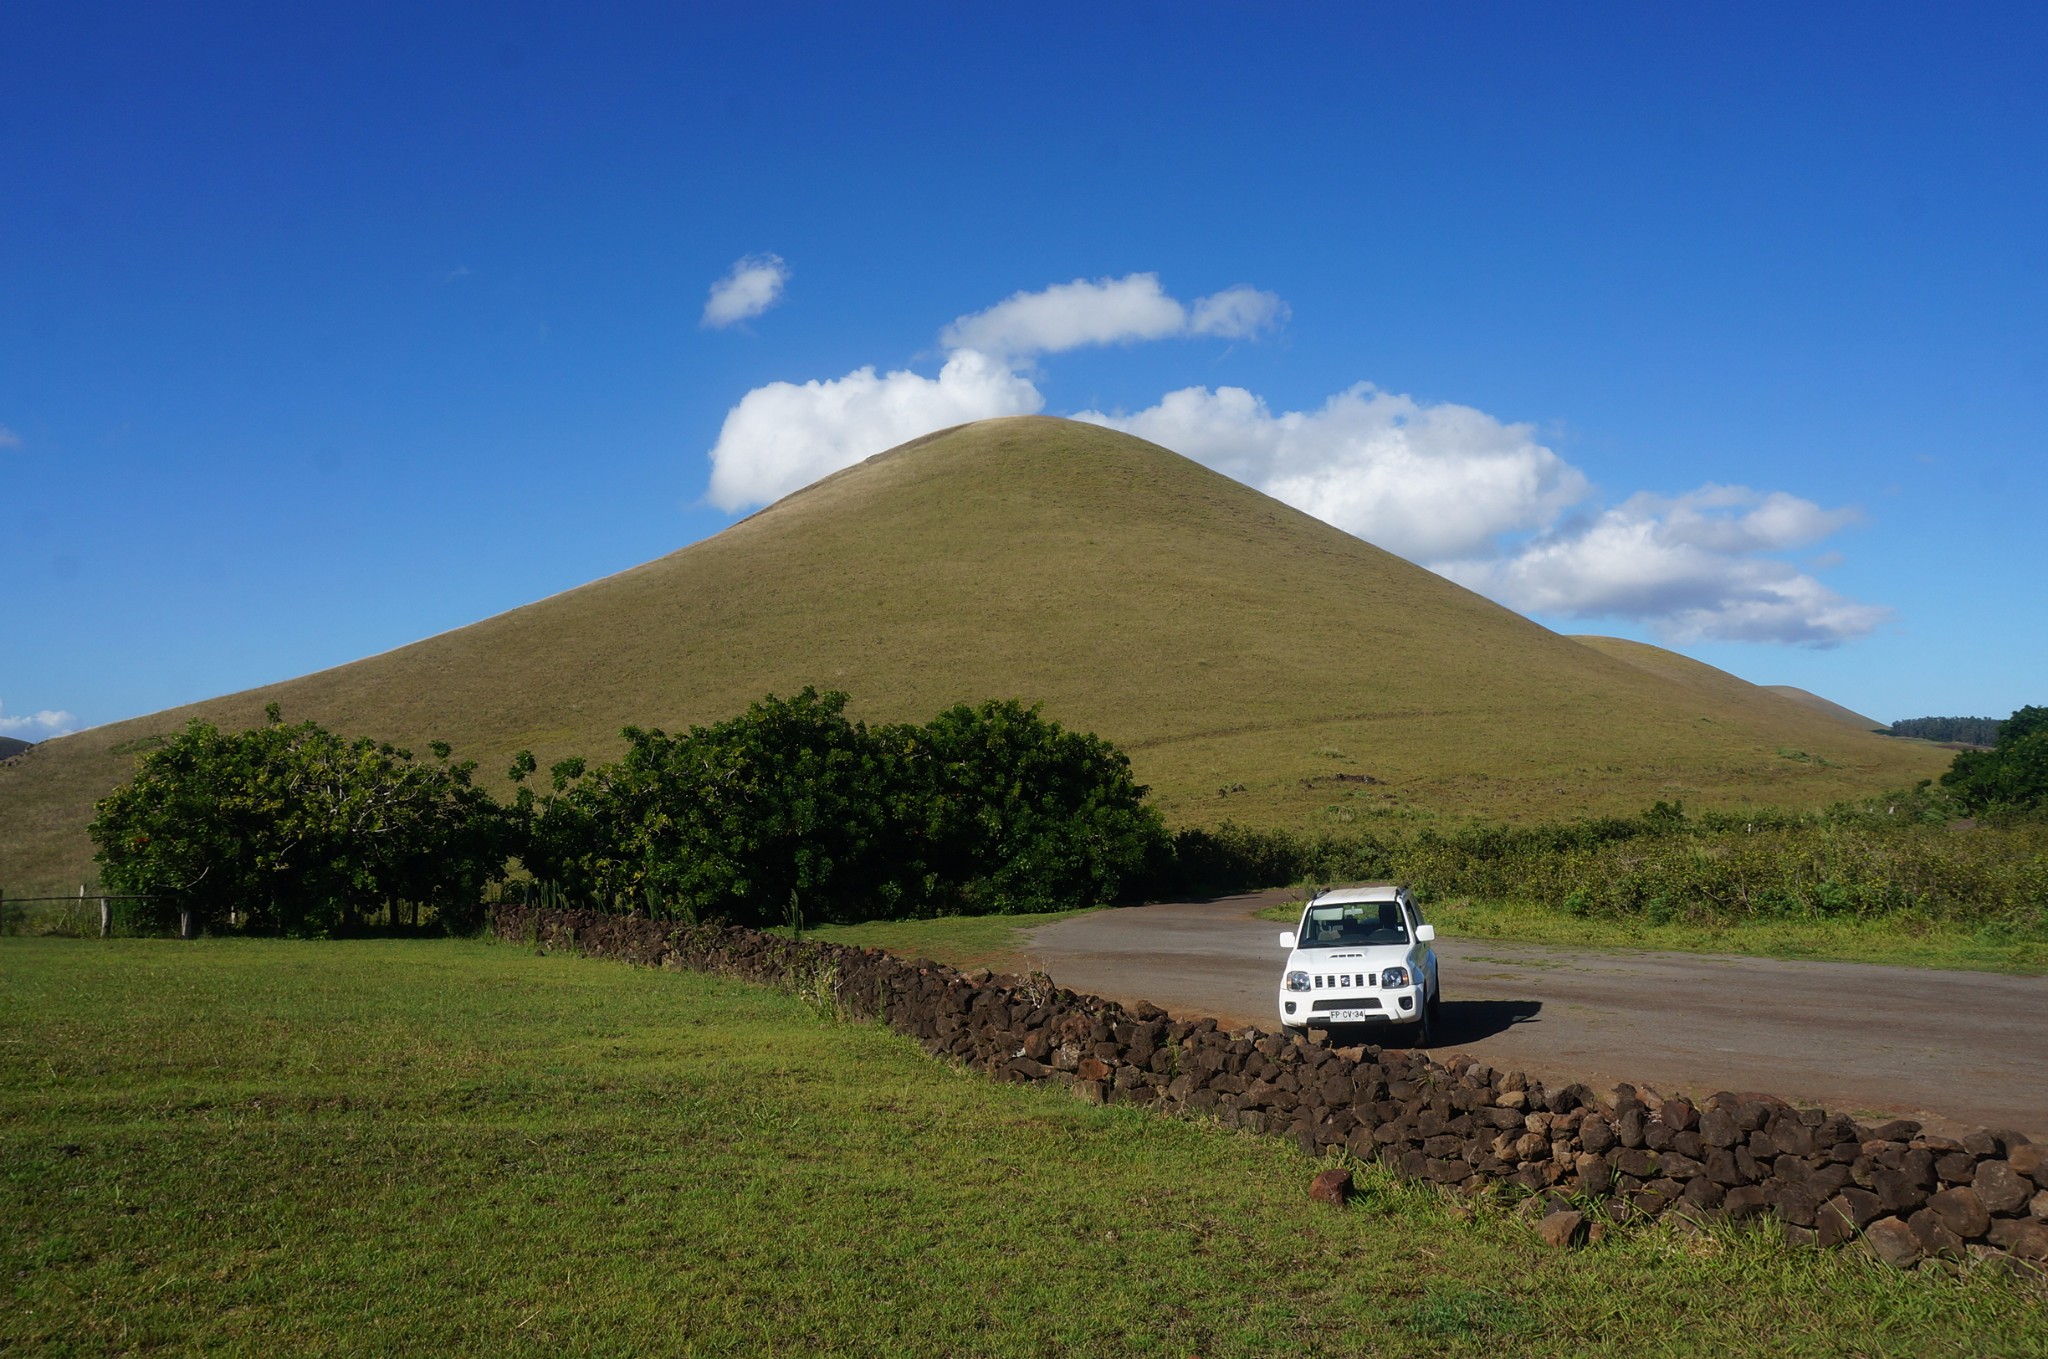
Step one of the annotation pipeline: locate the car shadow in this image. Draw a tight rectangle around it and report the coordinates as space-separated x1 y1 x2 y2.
1431 998 1543 1046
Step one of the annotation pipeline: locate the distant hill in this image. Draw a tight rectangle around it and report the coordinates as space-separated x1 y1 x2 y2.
0 416 1949 895
1761 685 1886 733
0 736 31 761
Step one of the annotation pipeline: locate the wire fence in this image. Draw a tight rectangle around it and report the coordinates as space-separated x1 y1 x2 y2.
0 891 168 938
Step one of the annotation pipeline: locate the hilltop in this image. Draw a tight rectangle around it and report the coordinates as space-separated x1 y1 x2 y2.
0 417 1947 895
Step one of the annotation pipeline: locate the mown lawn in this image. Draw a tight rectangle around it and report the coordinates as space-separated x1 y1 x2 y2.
4 938 2043 1357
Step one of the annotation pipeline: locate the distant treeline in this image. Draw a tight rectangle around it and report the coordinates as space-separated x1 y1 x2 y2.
1890 715 2002 745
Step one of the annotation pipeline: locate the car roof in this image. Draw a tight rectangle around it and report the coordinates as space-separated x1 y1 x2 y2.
1308 884 1403 906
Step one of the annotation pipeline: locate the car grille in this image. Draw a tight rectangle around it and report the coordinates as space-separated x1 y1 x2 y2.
1313 973 1375 989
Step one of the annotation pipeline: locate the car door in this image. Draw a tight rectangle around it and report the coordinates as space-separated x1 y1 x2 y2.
1401 892 1436 996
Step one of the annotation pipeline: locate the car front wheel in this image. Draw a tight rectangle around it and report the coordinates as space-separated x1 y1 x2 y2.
1410 993 1435 1046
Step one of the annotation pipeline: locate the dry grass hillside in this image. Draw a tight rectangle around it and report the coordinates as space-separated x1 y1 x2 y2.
1762 684 1887 732
0 417 1948 895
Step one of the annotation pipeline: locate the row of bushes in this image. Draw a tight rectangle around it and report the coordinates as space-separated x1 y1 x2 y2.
1174 794 2048 927
512 689 1165 926
89 692 1168 934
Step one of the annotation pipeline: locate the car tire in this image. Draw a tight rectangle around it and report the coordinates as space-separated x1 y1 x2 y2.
1410 997 1434 1047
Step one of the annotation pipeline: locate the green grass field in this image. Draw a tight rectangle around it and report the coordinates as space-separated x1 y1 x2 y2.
0 417 1947 896
5 938 2042 1357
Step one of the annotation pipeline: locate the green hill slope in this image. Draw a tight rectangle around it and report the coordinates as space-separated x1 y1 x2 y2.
1762 684 1886 732
0 417 1947 895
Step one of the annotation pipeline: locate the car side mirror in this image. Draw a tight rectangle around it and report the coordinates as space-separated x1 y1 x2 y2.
1278 931 1297 949
1415 924 1436 942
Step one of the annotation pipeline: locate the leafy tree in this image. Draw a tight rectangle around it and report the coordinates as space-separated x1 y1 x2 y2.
1940 705 2048 814
512 689 924 925
910 699 1168 913
508 692 1166 924
90 706 509 934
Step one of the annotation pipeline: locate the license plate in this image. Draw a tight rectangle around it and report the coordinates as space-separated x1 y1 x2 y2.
1326 1008 1377 1023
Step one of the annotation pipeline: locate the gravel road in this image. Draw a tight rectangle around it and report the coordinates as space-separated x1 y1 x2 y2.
1022 892 2048 1139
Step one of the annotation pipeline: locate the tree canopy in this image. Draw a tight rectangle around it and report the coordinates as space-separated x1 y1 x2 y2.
89 706 508 934
512 690 1168 926
1940 705 2048 814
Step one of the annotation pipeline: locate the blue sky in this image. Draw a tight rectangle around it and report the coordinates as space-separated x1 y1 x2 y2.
4 2 2043 740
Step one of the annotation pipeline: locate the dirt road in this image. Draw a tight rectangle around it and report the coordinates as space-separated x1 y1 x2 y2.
1022 893 2048 1139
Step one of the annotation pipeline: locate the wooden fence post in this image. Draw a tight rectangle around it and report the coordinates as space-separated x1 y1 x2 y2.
99 897 111 939
179 907 194 940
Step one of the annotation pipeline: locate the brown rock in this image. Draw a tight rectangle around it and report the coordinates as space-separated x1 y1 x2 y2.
1817 1198 1859 1248
1975 1161 2033 1217
1073 1079 1107 1105
1908 1208 1965 1258
1614 1148 1658 1179
1682 1176 1725 1210
2033 1190 2048 1221
1722 1184 1770 1221
1934 1152 1977 1186
1309 1167 1352 1207
1704 1148 1745 1187
1986 1220 2048 1261
1871 1167 1930 1216
2006 1142 2046 1185
1863 1216 1922 1269
1770 1182 1821 1228
1698 1109 1740 1148
1833 1186 1884 1228
1537 1208 1585 1248
1927 1186 1991 1240
1581 1117 1617 1154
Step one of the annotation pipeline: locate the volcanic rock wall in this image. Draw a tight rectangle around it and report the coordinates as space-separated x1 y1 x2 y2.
492 906 2048 1272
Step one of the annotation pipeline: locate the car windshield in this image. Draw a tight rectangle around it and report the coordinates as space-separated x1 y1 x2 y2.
1298 900 1409 948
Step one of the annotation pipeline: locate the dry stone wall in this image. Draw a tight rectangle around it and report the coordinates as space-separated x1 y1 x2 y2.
493 905 2048 1273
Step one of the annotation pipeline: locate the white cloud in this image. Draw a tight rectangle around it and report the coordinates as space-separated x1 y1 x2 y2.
1438 488 1888 646
0 700 76 741
1076 383 1588 561
702 253 791 329
1189 285 1290 338
0 424 20 450
1079 388 1881 645
940 273 1286 360
705 348 1041 510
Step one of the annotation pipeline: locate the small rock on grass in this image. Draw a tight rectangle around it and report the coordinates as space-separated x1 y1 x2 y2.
1310 1168 1353 1207
1537 1208 1585 1248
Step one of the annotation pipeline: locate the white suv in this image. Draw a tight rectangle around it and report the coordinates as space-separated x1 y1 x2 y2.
1276 884 1440 1044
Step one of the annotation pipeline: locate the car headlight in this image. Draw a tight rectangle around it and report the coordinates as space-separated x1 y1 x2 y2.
1285 970 1311 992
1381 966 1411 989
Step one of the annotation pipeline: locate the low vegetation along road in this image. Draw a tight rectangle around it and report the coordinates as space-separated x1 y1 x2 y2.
1023 892 2048 1141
